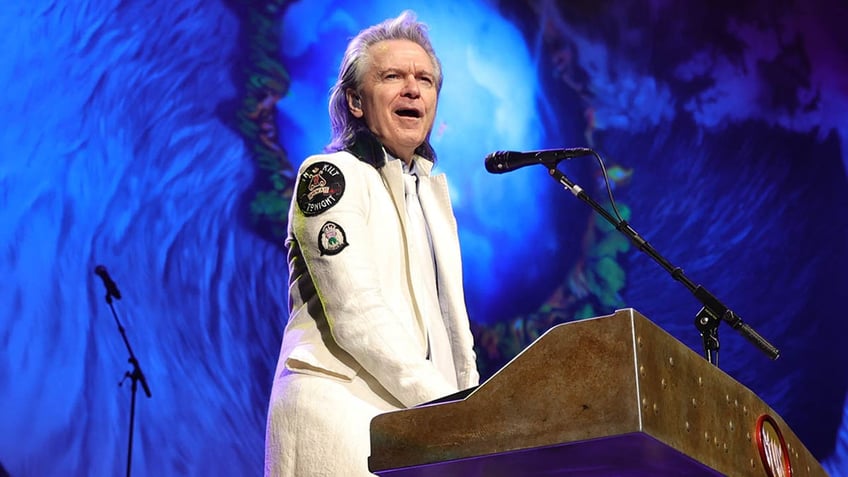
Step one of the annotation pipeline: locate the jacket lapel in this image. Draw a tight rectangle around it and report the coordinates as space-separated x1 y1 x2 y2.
379 159 407 231
380 158 432 349
416 169 477 380
384 157 476 386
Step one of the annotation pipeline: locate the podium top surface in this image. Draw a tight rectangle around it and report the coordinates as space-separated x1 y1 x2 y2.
369 309 824 477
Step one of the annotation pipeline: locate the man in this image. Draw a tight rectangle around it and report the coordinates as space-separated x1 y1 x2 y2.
264 11 480 477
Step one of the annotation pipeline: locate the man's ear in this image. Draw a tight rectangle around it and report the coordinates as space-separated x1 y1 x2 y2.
346 89 363 118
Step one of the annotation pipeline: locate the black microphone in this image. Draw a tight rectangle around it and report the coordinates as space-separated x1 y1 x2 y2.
94 265 122 300
484 147 593 173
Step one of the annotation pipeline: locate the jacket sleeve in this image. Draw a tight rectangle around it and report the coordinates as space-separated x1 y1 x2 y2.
289 154 458 407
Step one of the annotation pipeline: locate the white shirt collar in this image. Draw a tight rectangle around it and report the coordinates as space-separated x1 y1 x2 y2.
385 151 419 175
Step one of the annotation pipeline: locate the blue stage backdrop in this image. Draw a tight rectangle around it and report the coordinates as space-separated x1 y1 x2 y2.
1 0 847 475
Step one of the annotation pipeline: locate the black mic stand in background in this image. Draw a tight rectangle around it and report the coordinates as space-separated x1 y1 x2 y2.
544 163 780 367
95 267 152 477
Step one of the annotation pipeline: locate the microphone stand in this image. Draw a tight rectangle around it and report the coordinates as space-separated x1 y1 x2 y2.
546 165 780 366
101 289 152 477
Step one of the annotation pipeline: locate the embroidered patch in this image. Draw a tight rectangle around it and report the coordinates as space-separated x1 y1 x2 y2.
318 221 349 256
296 161 346 217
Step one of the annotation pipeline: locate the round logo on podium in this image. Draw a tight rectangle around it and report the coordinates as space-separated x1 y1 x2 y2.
756 414 792 477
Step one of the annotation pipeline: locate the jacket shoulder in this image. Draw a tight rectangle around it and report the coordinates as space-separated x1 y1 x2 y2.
298 151 364 172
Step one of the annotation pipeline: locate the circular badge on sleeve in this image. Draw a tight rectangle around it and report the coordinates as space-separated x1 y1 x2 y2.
296 161 346 217
318 221 349 256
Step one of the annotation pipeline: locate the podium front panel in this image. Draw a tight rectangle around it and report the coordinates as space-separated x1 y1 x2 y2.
369 309 825 477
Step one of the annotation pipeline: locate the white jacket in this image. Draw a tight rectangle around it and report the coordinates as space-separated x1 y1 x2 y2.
273 149 479 407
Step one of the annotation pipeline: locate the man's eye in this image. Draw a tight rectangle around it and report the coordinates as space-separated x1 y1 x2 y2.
385 73 400 80
419 77 434 86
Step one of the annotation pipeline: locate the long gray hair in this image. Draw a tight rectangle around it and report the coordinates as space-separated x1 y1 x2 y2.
325 10 442 161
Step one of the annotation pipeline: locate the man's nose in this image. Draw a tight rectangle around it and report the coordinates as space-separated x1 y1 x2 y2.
401 75 420 98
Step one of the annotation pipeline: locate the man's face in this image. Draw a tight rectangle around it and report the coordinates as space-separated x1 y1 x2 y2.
348 39 438 162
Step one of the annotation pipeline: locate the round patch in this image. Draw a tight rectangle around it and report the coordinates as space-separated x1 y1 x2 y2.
318 221 349 256
296 161 346 217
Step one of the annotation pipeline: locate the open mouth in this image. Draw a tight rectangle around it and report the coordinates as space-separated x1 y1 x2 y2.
395 108 422 118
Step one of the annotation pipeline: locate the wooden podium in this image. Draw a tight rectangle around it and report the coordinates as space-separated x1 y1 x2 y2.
369 309 826 476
